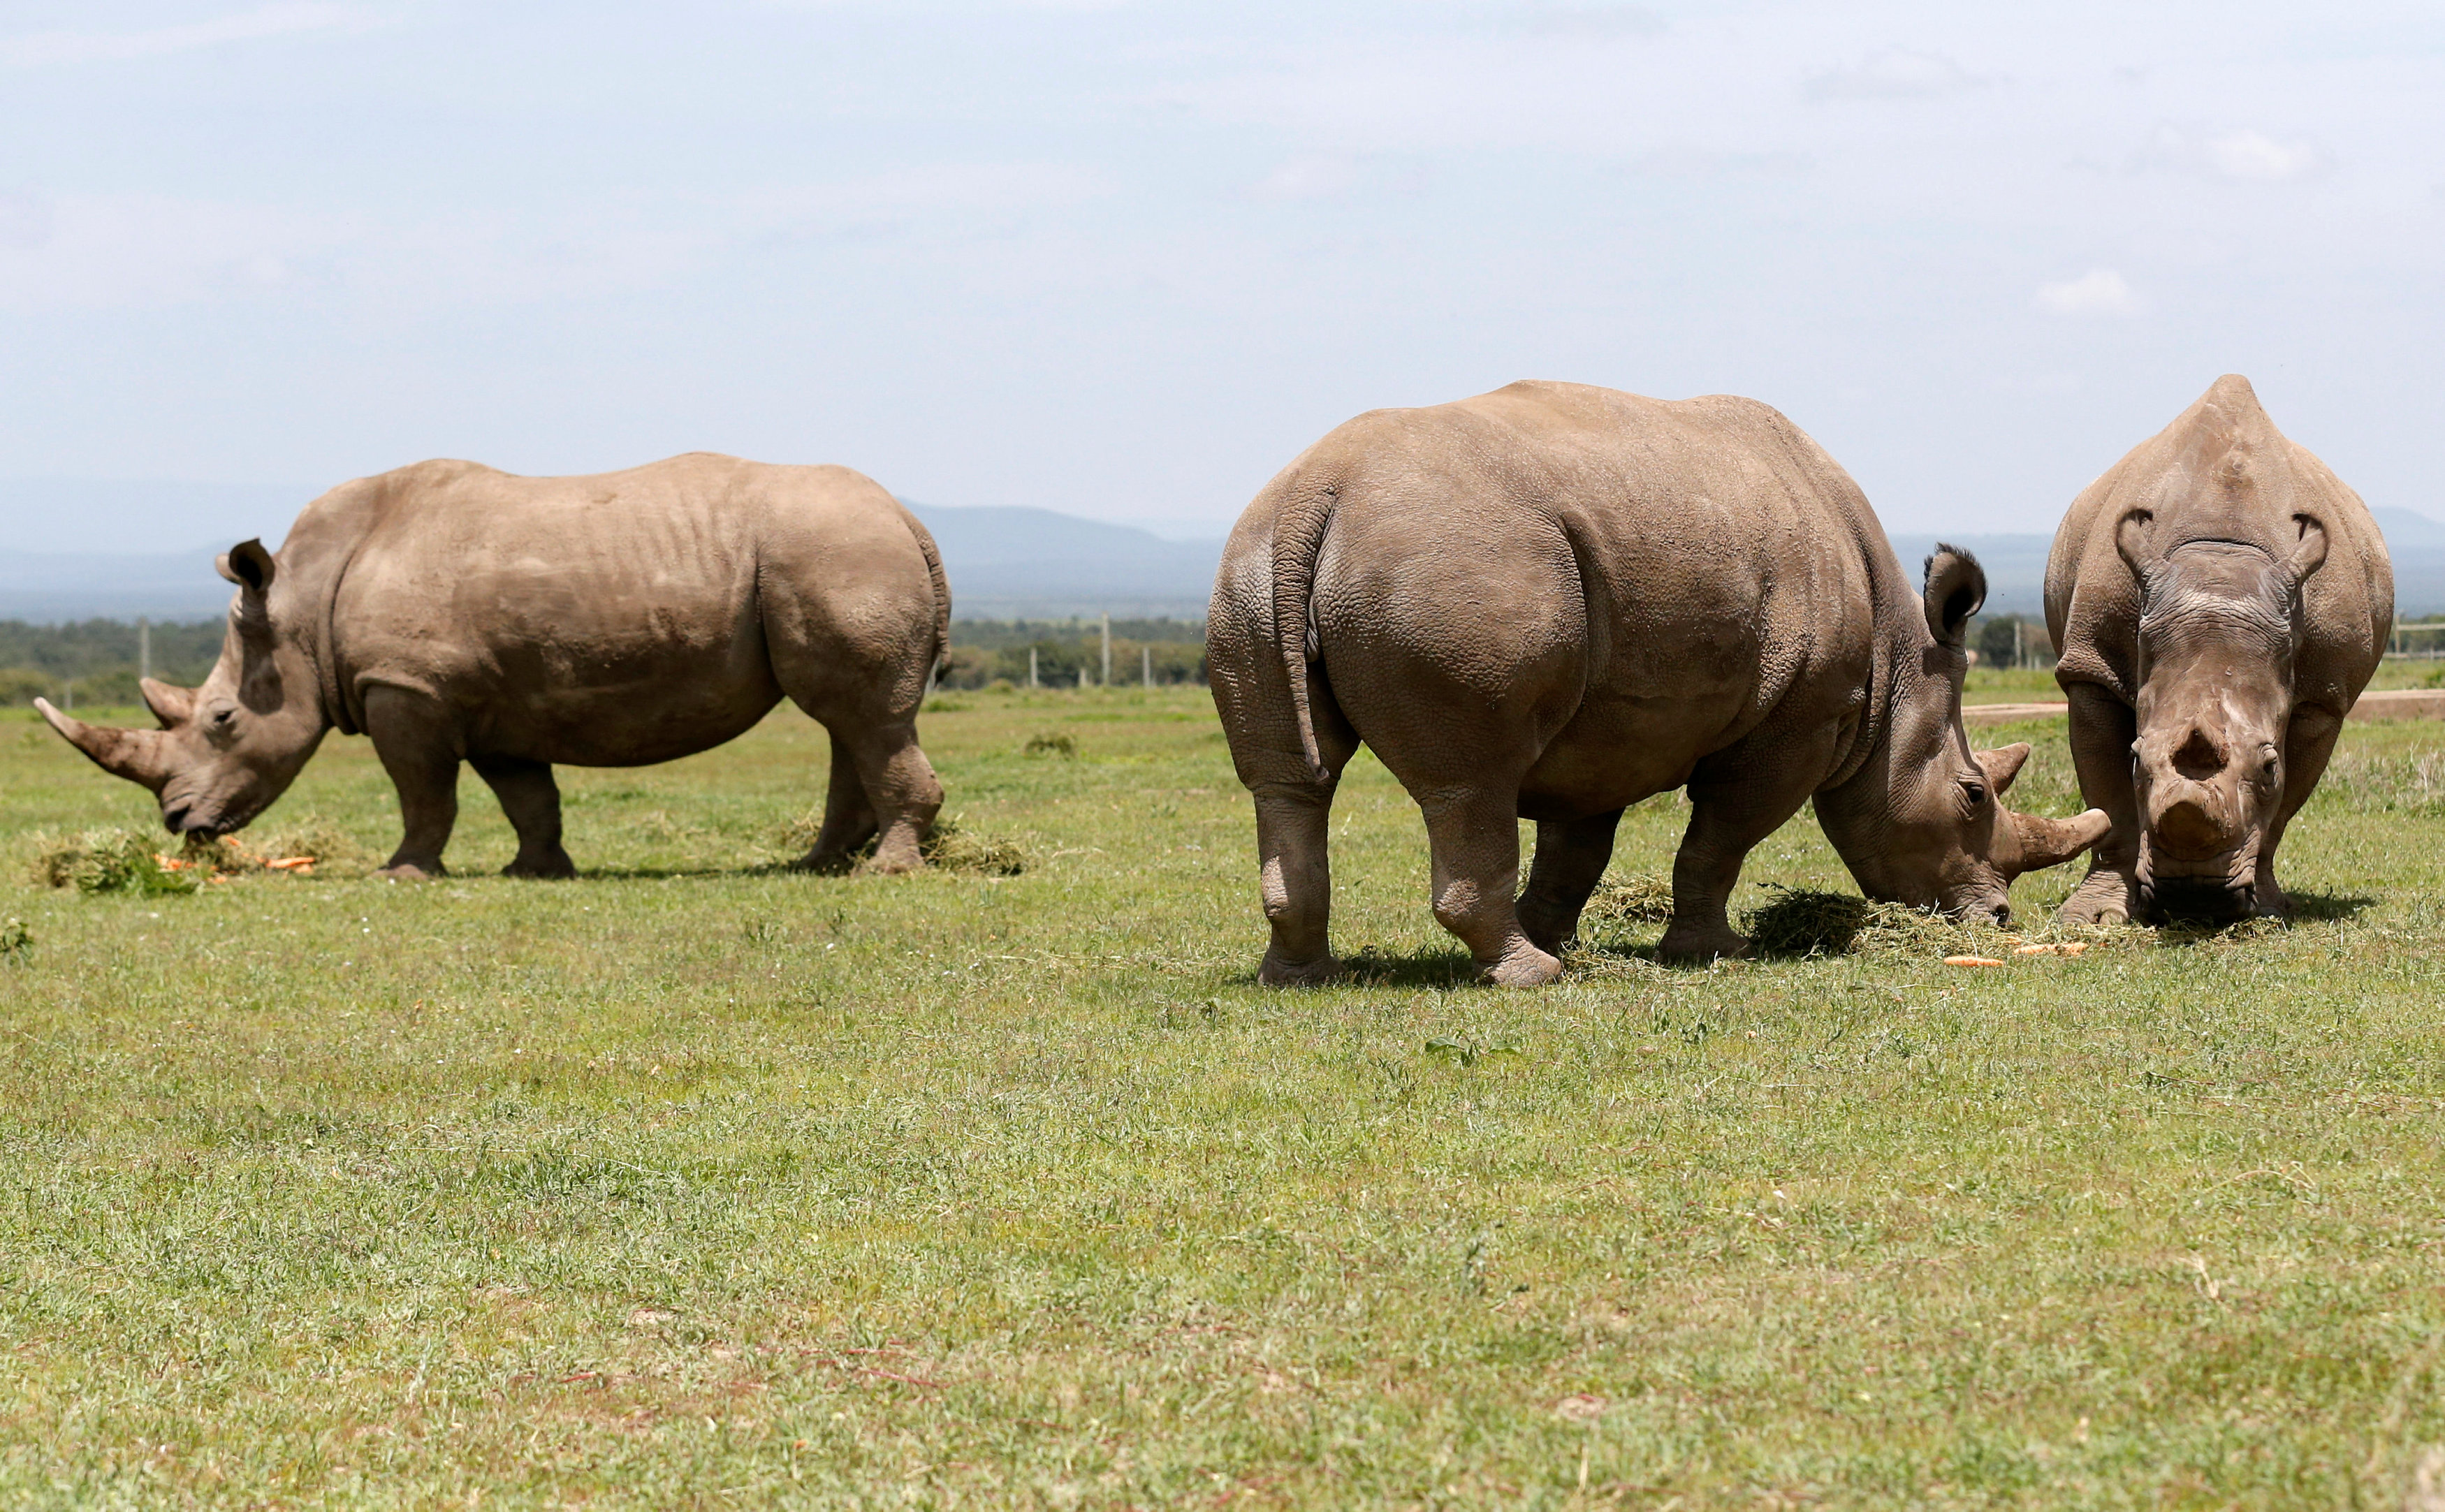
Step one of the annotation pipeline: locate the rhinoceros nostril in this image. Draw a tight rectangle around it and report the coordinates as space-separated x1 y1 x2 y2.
2171 728 2224 781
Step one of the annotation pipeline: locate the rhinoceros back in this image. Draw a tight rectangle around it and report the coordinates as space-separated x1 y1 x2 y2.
298 454 941 765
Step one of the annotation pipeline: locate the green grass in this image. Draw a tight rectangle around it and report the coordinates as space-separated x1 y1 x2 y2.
3 689 2443 1509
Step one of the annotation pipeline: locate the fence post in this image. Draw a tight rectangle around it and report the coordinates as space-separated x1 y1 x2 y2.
1100 614 1111 689
138 615 151 684
1029 647 1038 688
1143 644 1153 687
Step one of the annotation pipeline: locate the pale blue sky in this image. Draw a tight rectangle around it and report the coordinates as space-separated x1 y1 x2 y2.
2 0 2441 548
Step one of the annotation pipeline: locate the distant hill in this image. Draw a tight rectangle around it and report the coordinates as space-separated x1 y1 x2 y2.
904 503 1222 619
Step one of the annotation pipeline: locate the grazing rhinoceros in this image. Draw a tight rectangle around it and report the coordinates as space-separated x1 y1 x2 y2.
38 455 949 879
1208 381 2110 985
2047 375 2392 924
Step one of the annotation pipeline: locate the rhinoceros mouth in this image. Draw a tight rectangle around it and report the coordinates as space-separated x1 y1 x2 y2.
2138 874 2254 924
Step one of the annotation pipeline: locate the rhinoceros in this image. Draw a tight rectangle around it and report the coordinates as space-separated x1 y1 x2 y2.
38 454 949 879
1208 381 2110 985
2047 375 2392 923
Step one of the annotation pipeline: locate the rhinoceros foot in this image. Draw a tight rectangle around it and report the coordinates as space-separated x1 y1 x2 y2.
1484 943 1565 988
2251 874 2293 919
1655 922 1747 963
502 850 576 880
2057 867 2138 926
374 861 444 882
1257 948 1343 988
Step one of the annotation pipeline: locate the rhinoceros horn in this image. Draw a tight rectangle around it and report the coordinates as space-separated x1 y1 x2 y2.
34 698 173 792
140 677 196 728
2012 807 2112 874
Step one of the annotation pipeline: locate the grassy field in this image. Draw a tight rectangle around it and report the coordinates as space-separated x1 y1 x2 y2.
3 687 2443 1509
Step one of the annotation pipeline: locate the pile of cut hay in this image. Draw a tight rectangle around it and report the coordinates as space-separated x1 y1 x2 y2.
778 812 1026 876
1581 874 1676 925
920 816 1027 876
1737 886 1961 957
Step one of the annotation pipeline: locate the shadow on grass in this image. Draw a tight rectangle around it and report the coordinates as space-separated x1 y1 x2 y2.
2288 890 2379 921
1336 945 1487 990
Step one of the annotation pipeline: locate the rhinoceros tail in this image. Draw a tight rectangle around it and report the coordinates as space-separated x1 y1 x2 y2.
905 511 951 682
1269 480 1338 786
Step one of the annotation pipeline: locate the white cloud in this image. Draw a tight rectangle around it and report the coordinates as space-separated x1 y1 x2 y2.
1802 47 1989 103
2037 268 2142 318
2202 128 2326 183
0 3 380 69
2135 123 2330 184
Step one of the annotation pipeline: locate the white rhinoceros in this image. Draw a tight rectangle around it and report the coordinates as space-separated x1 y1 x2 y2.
1208 381 2108 985
41 453 948 878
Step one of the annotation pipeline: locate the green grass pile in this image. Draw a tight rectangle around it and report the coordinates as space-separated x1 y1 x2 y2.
24 827 200 896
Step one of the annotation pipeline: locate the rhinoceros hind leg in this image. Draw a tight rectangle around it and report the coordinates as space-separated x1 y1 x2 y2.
841 721 942 875
1515 809 1626 956
1419 786 1561 987
473 754 576 879
1253 785 1339 985
795 734 880 874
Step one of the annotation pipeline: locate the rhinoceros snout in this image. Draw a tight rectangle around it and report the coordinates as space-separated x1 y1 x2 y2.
2151 794 2233 862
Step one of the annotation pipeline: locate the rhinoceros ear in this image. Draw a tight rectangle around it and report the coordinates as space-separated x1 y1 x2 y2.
2282 513 2328 586
214 539 277 596
2114 509 2156 583
1922 544 1986 649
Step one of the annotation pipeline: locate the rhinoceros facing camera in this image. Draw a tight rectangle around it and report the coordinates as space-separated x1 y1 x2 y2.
2047 375 2393 925
39 455 949 880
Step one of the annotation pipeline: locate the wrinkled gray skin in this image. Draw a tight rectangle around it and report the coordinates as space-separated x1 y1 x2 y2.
2048 375 2391 924
1209 381 2110 985
38 455 947 879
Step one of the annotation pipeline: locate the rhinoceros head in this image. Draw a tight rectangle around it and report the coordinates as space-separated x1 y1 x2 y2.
2116 507 2326 920
1821 545 2111 925
37 540 330 839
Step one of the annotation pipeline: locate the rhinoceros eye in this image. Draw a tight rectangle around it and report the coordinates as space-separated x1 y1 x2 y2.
1961 779 1988 809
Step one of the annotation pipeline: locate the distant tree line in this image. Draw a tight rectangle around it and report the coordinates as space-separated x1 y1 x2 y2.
1969 613 2054 670
0 619 225 708
0 615 1209 707
939 617 1207 689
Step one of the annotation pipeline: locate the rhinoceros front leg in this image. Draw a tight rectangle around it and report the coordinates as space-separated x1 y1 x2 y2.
1515 809 1625 957
2252 705 2344 918
1658 764 1817 962
364 687 458 881
2057 682 2143 925
1419 785 1563 987
472 754 576 879
1253 783 1339 985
